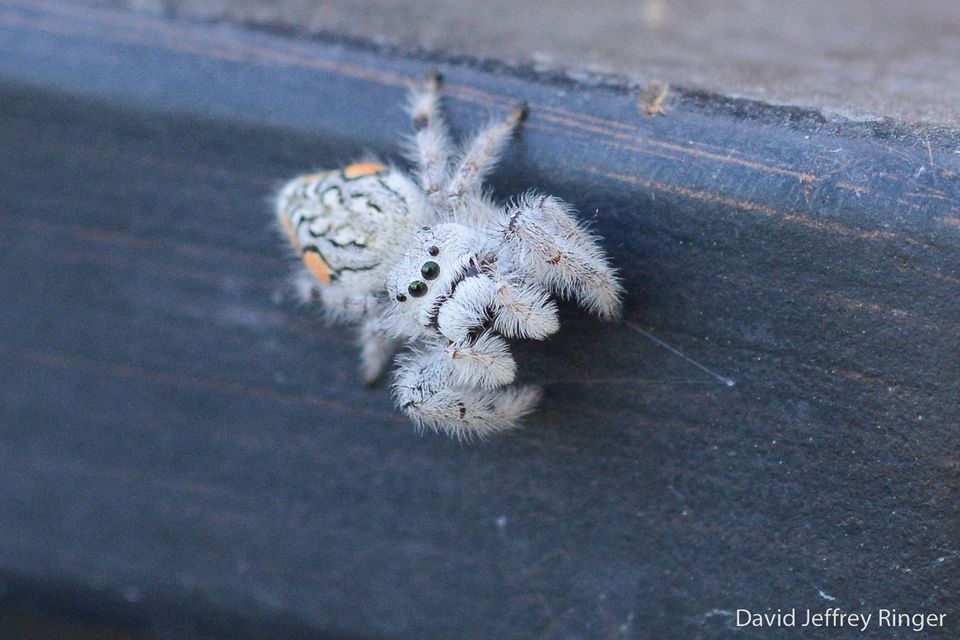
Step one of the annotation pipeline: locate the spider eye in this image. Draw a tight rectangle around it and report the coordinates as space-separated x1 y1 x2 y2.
420 261 440 280
428 245 440 257
396 293 407 302
408 281 428 297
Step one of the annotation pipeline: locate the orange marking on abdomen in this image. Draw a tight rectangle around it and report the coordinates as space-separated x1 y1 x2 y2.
344 162 387 179
303 251 332 285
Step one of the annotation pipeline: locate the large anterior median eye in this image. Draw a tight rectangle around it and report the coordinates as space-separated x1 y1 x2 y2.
408 281 428 297
420 261 440 280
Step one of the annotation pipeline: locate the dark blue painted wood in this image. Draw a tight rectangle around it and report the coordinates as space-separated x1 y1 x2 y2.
0 2 957 638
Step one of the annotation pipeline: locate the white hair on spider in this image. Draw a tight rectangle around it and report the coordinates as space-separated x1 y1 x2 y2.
274 72 622 439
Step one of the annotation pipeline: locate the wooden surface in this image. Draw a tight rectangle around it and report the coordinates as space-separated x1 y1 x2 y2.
0 2 958 638
81 0 960 127
0 610 137 640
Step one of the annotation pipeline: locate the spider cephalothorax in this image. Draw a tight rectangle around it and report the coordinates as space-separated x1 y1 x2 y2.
275 73 622 438
388 225 501 336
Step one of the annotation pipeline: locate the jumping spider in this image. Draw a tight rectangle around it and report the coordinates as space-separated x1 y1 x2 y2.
275 73 622 438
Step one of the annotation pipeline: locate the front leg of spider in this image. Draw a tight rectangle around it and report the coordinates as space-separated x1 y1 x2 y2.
392 349 542 440
498 193 623 319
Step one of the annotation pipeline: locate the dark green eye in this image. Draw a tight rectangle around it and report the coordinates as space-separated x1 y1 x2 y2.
420 261 440 280
428 245 440 257
396 293 407 302
408 281 428 297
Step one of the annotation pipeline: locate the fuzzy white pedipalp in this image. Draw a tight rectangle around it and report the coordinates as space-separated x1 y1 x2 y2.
445 330 516 389
392 348 539 440
433 274 497 343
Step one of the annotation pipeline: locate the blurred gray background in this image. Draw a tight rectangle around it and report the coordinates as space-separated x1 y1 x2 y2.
87 0 960 126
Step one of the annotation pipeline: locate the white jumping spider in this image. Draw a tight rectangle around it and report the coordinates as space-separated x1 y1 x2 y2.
276 73 622 438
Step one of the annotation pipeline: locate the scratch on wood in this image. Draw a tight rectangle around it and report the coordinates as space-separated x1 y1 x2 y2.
836 181 871 196
907 190 947 201
587 167 900 241
520 120 685 164
932 271 960 286
935 216 960 229
895 198 925 211
647 138 816 182
825 366 899 389
813 292 924 325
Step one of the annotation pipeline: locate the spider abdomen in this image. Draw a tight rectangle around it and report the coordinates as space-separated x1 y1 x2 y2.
276 163 424 292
